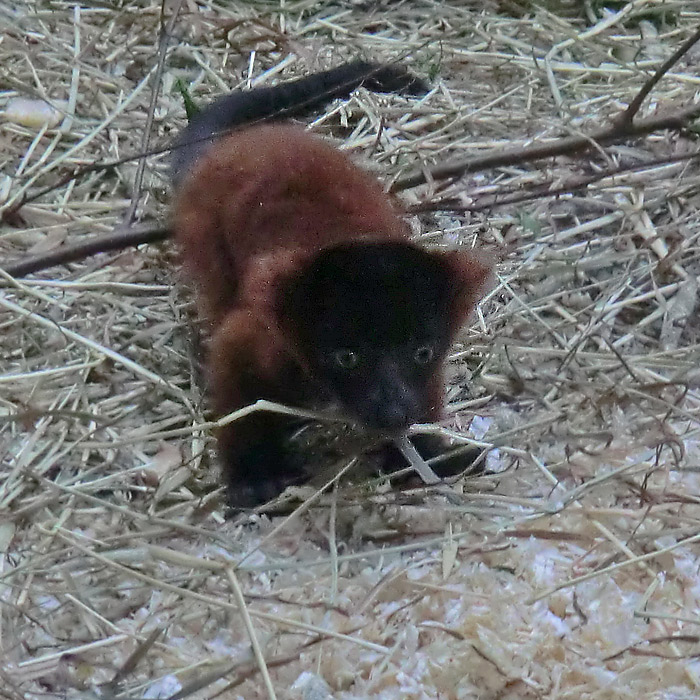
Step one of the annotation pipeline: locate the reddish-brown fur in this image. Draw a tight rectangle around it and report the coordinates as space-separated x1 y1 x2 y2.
174 123 491 505
175 124 408 324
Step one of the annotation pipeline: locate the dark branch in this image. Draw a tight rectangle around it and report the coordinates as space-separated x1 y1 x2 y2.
407 149 700 214
1 223 170 278
391 101 700 192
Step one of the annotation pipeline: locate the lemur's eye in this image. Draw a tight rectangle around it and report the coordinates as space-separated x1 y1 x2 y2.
333 349 360 370
414 345 434 365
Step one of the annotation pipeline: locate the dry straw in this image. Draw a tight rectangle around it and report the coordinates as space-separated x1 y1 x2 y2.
2 1 700 698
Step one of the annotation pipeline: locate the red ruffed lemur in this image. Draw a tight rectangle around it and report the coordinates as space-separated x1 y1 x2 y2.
170 61 492 506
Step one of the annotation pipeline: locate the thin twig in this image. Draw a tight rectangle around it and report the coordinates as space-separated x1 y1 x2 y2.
619 23 700 126
225 567 277 700
124 0 183 224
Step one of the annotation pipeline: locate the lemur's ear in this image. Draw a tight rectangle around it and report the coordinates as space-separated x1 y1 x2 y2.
432 248 494 329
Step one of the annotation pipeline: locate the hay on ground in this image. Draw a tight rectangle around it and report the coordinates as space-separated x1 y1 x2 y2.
2 1 700 698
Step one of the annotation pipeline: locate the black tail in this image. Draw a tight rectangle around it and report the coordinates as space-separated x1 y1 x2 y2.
170 60 428 187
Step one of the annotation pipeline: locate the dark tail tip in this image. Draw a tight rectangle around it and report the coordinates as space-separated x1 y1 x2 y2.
356 62 430 97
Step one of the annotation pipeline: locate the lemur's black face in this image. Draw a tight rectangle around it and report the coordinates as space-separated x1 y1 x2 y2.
280 242 461 430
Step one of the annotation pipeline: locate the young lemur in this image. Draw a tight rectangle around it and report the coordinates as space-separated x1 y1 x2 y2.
171 61 492 506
